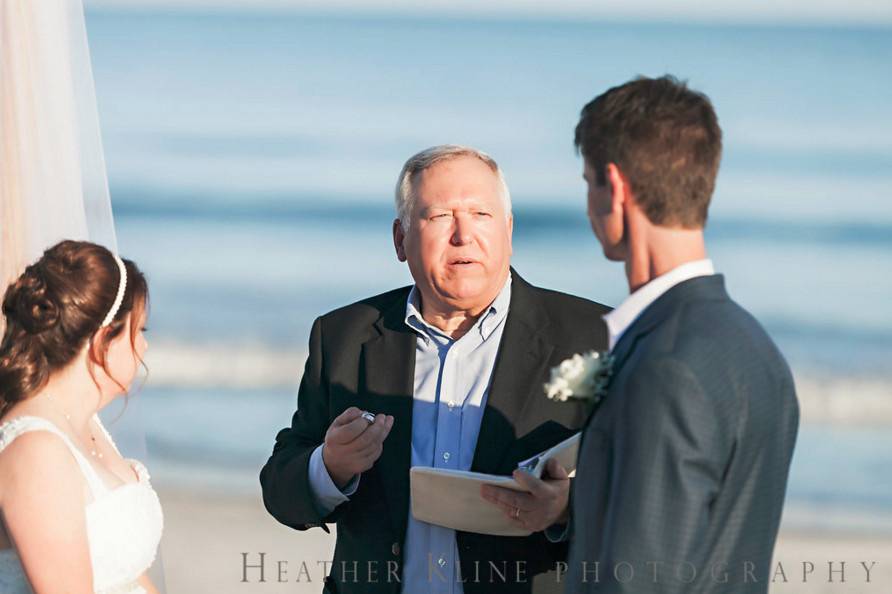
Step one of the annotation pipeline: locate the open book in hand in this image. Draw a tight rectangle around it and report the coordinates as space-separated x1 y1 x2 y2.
410 432 580 536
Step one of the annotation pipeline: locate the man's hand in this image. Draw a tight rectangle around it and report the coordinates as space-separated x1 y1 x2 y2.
322 407 394 489
480 458 570 532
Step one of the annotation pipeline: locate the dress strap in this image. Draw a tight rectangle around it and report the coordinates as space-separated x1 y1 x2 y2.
92 414 122 456
0 416 108 498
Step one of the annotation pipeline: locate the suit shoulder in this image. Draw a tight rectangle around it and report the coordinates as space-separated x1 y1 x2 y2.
521 281 611 350
674 297 778 356
316 286 411 335
663 298 796 405
527 283 612 319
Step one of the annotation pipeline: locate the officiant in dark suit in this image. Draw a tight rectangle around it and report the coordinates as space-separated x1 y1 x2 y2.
260 145 610 594
561 76 800 593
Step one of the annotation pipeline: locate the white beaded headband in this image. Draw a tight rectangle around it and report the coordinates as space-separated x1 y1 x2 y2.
100 255 127 328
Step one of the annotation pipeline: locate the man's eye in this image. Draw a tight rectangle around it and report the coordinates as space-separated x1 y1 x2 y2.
475 211 492 217
432 213 451 220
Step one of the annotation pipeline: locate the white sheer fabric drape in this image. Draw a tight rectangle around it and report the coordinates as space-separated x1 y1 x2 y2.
0 2 164 590
1 0 116 292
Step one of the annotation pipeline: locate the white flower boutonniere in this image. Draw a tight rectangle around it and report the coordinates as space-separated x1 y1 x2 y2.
544 350 614 404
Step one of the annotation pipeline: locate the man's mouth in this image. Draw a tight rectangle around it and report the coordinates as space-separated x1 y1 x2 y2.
449 258 478 266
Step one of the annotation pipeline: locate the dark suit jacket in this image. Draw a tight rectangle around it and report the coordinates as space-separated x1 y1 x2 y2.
260 269 610 594
566 275 799 594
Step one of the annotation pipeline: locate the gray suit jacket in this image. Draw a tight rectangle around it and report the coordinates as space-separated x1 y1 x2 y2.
565 275 799 594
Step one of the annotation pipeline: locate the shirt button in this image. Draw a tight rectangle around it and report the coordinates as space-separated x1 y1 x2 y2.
447 401 455 410
438 557 447 567
391 542 401 556
443 452 451 461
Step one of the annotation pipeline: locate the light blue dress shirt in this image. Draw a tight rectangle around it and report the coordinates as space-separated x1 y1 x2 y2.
307 276 512 594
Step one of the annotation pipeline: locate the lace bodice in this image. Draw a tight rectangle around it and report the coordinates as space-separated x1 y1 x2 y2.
0 416 163 594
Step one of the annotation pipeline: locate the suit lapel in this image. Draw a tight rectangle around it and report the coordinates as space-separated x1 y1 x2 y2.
360 297 416 544
472 271 553 474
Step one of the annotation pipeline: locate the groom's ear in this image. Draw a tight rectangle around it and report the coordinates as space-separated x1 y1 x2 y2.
393 219 407 262
605 163 629 216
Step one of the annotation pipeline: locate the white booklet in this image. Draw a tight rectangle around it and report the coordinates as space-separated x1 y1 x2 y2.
409 432 581 536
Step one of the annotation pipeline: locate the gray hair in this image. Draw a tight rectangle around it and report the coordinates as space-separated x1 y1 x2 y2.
394 145 512 232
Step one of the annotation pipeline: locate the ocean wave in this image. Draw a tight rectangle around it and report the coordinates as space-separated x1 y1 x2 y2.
113 194 892 247
793 374 892 426
143 340 306 390
142 340 892 425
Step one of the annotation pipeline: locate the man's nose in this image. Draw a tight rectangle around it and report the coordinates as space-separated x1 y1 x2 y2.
450 216 473 246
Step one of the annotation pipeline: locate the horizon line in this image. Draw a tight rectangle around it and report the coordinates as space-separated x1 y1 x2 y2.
83 0 892 29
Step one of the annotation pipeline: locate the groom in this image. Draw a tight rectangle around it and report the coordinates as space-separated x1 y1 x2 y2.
564 76 799 592
261 145 610 593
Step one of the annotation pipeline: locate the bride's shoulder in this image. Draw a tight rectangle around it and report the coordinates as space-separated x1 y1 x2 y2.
0 422 85 502
0 429 91 548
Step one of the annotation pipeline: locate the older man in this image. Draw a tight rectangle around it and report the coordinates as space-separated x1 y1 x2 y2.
260 145 610 594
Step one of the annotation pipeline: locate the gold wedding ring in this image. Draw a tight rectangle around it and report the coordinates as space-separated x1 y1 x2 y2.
360 411 376 425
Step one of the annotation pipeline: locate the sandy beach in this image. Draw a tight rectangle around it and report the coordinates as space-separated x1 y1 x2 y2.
154 487 892 594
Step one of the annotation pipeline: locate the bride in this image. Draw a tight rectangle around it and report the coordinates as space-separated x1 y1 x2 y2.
0 240 163 594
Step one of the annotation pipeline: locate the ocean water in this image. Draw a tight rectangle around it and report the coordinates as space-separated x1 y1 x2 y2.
84 10 892 519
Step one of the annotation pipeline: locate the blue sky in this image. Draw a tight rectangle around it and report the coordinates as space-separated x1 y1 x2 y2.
85 0 892 27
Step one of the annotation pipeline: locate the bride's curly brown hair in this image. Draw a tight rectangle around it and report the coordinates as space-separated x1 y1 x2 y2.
0 240 149 417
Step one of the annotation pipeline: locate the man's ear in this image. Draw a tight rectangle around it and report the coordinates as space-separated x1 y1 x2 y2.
605 163 629 216
393 219 407 262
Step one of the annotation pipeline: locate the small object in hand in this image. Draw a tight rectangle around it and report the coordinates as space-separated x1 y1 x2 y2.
361 411 376 425
517 455 539 474
513 507 520 519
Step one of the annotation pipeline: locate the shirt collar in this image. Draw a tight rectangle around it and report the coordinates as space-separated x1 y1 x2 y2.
405 274 512 343
603 258 715 351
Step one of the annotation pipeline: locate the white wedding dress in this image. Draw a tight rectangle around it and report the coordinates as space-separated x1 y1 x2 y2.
0 416 163 594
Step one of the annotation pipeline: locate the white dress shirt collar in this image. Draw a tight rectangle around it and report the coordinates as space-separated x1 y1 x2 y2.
603 258 715 351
